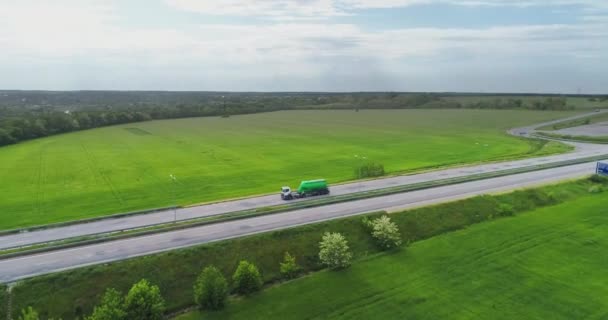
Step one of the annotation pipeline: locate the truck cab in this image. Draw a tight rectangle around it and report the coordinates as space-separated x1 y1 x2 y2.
281 186 293 200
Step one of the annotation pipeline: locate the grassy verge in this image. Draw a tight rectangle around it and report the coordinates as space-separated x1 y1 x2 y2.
9 177 606 319
536 132 608 144
0 284 6 319
179 188 608 320
537 112 608 130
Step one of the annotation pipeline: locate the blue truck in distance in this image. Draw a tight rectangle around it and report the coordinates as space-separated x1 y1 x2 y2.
596 162 608 176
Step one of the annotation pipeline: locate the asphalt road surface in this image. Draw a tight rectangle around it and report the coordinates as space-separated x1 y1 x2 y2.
552 122 608 137
2 140 608 250
0 160 604 283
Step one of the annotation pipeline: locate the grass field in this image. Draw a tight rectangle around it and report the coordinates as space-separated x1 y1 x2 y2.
0 109 576 230
178 188 608 320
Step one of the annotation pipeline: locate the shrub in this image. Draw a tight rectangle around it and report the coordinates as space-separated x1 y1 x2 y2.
589 174 608 184
193 266 228 310
355 162 385 179
319 232 353 269
18 307 39 320
232 261 263 295
123 279 165 320
280 252 301 279
369 216 403 249
588 185 604 194
86 288 126 320
496 203 515 216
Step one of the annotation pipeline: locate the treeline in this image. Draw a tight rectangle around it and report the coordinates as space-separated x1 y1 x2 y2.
0 93 581 147
463 97 573 110
0 103 276 146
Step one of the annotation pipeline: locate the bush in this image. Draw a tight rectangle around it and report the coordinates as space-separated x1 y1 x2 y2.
319 232 353 269
496 203 515 217
86 288 126 320
193 266 228 310
123 279 165 320
355 162 385 179
280 252 301 279
369 216 402 249
232 261 263 295
18 307 39 320
589 174 608 184
588 185 604 194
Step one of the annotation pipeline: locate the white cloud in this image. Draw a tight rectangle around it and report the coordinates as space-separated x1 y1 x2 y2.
166 0 345 17
165 0 608 17
0 0 606 91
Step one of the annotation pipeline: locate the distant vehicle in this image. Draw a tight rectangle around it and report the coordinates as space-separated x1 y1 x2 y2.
596 162 608 176
595 109 601 112
281 179 329 200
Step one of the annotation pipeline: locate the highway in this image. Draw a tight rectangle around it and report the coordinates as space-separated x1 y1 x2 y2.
0 160 602 282
2 125 608 250
0 111 606 282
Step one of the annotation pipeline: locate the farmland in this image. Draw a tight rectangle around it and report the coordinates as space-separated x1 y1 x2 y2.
178 188 608 320
0 109 576 230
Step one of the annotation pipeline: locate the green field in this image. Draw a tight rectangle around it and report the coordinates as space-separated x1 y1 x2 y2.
0 109 575 230
178 190 608 320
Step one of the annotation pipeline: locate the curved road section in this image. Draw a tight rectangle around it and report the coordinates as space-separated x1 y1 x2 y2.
0 111 606 282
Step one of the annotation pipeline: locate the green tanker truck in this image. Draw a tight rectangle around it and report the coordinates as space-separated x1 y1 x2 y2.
281 179 330 200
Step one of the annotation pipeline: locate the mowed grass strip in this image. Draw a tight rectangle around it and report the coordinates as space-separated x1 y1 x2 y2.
9 178 600 320
179 190 608 320
0 109 576 230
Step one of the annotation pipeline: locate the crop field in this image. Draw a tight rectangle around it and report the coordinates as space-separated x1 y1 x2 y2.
0 109 575 230
178 191 608 320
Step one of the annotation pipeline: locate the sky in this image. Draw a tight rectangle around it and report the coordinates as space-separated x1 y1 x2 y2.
0 0 607 93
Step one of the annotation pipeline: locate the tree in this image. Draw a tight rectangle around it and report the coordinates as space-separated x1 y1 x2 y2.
194 266 228 310
123 279 165 320
0 128 16 146
232 260 263 295
87 288 126 320
319 232 353 269
370 216 402 249
279 252 300 279
18 307 39 320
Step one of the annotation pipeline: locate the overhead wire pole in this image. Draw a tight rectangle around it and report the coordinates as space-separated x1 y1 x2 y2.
169 174 177 223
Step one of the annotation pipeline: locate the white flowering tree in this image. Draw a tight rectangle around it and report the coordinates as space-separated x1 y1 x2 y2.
318 232 353 269
371 215 402 249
